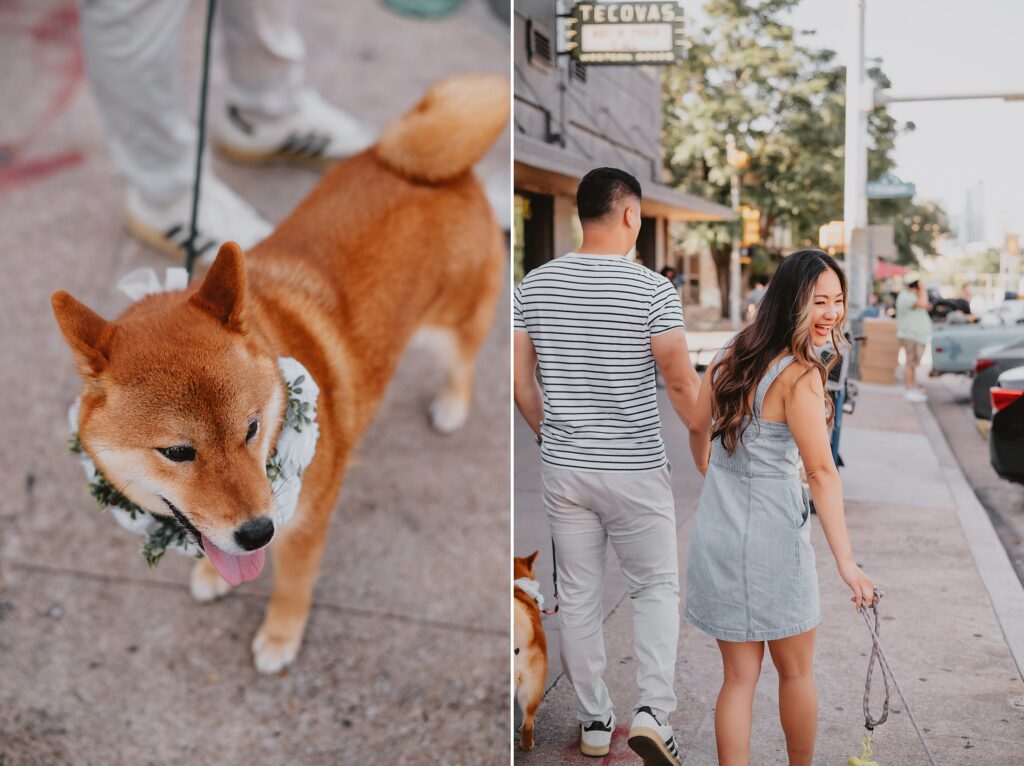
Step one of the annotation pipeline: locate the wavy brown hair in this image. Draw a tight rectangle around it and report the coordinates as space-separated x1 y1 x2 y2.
711 249 849 454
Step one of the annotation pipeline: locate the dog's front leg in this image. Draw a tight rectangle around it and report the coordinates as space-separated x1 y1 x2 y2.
252 454 343 674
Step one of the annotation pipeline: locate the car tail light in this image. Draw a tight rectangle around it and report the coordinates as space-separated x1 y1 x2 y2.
976 359 995 373
991 387 1024 413
934 346 944 354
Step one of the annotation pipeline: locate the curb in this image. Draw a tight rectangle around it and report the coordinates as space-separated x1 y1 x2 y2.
914 400 1024 680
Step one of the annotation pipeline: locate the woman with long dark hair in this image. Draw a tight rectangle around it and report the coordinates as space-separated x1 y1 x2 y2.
685 249 875 765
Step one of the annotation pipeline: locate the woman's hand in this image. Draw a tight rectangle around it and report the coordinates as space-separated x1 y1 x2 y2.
838 560 875 609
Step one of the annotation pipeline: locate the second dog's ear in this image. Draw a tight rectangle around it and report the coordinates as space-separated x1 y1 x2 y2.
190 241 247 333
524 550 539 574
51 291 114 381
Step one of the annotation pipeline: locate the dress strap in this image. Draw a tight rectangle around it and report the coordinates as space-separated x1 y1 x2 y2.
754 355 796 416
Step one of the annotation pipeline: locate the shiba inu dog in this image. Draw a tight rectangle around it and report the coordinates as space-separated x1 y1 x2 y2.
51 74 508 673
514 550 548 750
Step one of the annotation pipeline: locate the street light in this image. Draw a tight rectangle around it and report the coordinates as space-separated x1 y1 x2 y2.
726 133 749 329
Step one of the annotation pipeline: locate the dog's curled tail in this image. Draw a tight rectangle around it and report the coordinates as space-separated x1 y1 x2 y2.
375 74 509 183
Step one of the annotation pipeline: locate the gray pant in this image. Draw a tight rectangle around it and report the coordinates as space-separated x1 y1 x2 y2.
79 0 305 205
542 464 680 723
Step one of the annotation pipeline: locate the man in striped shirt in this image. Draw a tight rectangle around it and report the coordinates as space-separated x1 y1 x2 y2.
514 168 701 765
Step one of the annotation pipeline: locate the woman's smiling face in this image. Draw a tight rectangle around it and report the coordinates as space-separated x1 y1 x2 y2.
810 268 844 346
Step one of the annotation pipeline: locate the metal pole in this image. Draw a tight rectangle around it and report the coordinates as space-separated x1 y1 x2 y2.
728 135 742 329
844 0 869 315
733 168 741 327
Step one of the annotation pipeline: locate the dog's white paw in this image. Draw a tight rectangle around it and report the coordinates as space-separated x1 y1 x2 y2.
429 393 469 434
190 558 233 602
252 628 301 674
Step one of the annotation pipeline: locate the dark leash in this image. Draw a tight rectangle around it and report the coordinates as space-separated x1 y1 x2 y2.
184 0 218 282
856 589 938 765
541 537 559 615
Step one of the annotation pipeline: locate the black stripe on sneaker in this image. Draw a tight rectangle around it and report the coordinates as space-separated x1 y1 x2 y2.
278 134 302 154
227 105 254 135
194 238 216 258
305 133 329 157
164 224 182 240
583 717 612 732
667 737 679 756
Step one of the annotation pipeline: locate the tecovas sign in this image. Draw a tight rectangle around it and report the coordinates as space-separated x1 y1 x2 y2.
565 2 686 65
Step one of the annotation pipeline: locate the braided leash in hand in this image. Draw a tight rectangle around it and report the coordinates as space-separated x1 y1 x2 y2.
857 589 938 766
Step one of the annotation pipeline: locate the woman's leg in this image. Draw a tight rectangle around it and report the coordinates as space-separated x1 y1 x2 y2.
767 629 818 766
715 640 765 766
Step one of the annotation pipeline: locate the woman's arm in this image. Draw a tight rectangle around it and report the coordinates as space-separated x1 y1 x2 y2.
688 364 715 476
787 367 875 608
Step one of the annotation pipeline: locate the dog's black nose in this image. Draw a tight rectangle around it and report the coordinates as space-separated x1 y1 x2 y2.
234 517 274 551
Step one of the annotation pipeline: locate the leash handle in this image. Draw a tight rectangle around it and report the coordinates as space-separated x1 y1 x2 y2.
541 537 559 615
860 588 891 730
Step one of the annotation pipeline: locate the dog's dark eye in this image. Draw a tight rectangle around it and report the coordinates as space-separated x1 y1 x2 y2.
158 446 196 463
246 419 259 443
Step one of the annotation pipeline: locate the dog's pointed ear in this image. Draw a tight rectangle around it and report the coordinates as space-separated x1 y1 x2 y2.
51 291 113 379
524 550 540 573
190 241 247 332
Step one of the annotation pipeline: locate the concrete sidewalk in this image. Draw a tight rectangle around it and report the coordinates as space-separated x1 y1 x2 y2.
514 367 1024 763
0 2 509 764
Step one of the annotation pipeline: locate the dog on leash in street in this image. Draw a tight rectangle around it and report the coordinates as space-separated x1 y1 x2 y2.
52 74 508 673
514 550 548 749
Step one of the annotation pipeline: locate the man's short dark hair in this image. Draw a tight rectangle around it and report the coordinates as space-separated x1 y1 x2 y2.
907 279 920 289
576 167 642 223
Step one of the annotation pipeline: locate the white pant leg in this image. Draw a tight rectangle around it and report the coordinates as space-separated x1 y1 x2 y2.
78 0 196 206
541 465 613 724
595 465 680 717
219 0 304 118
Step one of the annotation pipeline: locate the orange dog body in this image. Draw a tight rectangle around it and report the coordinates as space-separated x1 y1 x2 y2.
52 75 508 673
514 551 548 750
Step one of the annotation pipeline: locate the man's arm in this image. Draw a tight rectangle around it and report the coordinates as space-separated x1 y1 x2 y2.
513 330 543 438
651 328 701 429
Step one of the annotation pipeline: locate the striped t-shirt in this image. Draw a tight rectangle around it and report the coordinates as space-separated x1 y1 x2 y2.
513 252 686 471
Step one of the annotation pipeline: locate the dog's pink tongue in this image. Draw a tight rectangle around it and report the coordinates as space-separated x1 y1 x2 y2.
201 535 266 586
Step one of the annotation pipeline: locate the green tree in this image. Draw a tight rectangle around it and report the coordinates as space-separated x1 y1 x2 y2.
662 0 947 315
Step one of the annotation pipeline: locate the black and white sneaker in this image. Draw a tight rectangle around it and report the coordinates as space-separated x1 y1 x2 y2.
215 88 375 168
124 175 271 266
628 706 681 766
579 712 615 757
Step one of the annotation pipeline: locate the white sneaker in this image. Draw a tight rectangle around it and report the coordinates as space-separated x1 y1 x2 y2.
580 712 614 757
215 88 376 167
628 707 681 766
125 175 272 266
904 389 927 403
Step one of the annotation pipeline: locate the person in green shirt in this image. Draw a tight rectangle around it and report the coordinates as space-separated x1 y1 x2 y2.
895 279 933 402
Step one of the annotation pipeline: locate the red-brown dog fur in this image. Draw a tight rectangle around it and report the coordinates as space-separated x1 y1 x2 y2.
514 550 548 750
52 74 508 673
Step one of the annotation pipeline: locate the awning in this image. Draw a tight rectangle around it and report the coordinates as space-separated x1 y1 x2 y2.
874 260 908 279
514 133 735 222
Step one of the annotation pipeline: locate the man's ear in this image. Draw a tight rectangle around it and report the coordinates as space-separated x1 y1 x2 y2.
51 291 114 380
189 241 247 332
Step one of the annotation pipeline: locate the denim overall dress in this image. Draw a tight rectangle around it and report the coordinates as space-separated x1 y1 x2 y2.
684 354 821 642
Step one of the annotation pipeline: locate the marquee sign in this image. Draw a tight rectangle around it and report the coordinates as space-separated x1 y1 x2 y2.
565 2 686 65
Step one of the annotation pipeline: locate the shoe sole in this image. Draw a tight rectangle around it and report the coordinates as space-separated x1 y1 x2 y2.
124 214 212 272
627 728 680 766
579 741 611 757
215 139 336 171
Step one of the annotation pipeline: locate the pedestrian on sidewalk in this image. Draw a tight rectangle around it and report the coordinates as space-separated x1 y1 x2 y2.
895 279 932 402
513 167 702 765
685 249 875 766
78 0 376 264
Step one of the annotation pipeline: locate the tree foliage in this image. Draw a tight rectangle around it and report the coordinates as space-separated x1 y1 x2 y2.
662 0 949 312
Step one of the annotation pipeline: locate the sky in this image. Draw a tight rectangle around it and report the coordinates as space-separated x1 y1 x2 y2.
785 0 1024 247
689 0 1024 247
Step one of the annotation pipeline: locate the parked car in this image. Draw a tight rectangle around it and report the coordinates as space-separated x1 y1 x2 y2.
989 365 1024 483
971 338 1024 419
931 302 1024 374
